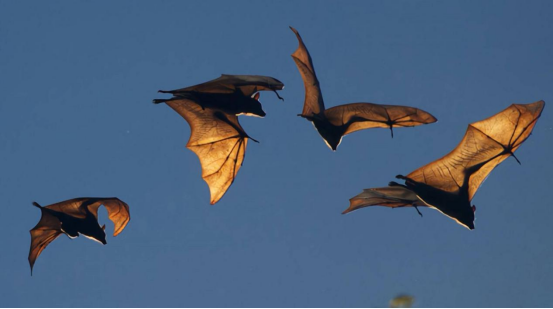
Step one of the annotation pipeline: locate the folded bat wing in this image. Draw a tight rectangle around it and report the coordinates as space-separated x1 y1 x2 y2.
290 26 325 117
406 100 544 201
165 74 284 99
324 103 437 137
344 186 427 214
166 99 249 204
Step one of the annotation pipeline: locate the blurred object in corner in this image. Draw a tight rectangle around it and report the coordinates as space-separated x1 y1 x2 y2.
389 294 415 308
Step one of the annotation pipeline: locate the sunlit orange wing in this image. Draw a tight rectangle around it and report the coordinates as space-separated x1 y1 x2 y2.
290 27 325 117
324 103 437 135
407 100 544 200
29 209 62 273
166 99 249 204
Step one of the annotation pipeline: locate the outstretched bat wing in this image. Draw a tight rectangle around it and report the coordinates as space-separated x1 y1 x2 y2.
324 103 437 137
406 100 544 200
290 27 325 117
166 99 250 204
86 198 131 236
344 186 427 214
29 208 62 274
163 74 284 99
43 197 89 218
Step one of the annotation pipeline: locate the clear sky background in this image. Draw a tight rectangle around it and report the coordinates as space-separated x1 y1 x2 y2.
1 0 552 307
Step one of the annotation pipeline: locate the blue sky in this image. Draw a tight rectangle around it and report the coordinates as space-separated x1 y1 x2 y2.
1 0 552 307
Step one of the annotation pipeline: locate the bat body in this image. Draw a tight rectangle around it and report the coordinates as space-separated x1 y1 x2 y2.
344 100 545 229
154 74 284 204
290 27 437 150
29 197 130 274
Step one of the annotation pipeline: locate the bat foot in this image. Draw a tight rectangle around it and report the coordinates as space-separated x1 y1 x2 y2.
273 90 284 101
153 99 166 104
413 204 423 217
395 175 407 180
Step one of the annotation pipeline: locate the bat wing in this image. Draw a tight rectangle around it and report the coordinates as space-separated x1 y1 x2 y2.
43 197 90 218
290 27 325 117
407 100 544 201
85 198 131 236
166 99 250 204
29 208 62 274
343 186 427 214
324 103 437 137
163 74 284 98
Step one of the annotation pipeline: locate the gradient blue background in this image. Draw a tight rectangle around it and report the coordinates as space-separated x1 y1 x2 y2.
1 0 552 307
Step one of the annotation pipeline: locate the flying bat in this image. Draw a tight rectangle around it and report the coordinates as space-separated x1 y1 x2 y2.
153 74 284 204
29 197 130 274
289 27 437 151
343 100 545 229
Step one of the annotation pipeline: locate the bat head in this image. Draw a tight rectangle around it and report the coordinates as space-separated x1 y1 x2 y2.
405 181 476 230
311 119 343 151
236 93 266 117
81 224 107 245
440 202 475 230
98 224 107 244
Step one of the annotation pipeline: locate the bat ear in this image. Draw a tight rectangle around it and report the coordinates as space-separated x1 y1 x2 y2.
252 92 260 101
101 224 106 231
472 205 476 213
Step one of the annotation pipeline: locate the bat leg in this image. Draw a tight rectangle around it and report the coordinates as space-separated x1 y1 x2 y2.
395 175 407 180
389 126 394 138
153 99 167 104
413 204 423 217
273 90 284 101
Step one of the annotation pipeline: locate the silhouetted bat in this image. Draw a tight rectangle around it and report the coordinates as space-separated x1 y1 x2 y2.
153 74 284 204
29 197 130 274
344 101 545 229
289 27 437 150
